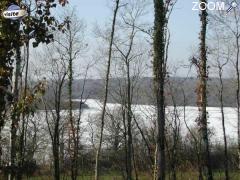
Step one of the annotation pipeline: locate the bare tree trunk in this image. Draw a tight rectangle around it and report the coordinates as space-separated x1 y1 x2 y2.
132 141 138 180
153 1 166 179
45 72 66 180
168 80 180 180
214 54 229 180
182 89 203 180
53 123 60 180
132 114 154 164
53 77 65 180
211 2 240 171
126 55 133 180
113 10 137 178
94 1 120 179
16 36 30 180
44 77 65 180
198 1 213 179
75 67 89 180
45 97 61 180
153 145 158 180
10 38 22 180
218 63 229 180
68 58 77 180
67 28 77 180
235 34 240 170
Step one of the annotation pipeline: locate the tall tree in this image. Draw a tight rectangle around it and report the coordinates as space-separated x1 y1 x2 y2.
208 23 230 179
42 46 68 180
153 1 176 179
217 57 229 180
210 2 240 170
153 0 166 179
0 1 20 165
94 0 120 179
55 10 86 180
0 0 67 171
111 1 149 177
198 0 213 179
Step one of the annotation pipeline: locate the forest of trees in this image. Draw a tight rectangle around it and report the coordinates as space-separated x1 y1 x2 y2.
1 0 240 180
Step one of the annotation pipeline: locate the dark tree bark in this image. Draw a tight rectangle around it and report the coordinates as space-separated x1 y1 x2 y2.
53 76 66 180
0 0 19 165
66 21 77 180
235 32 240 170
44 69 67 180
126 59 133 180
10 36 22 180
153 1 166 179
167 80 181 180
198 1 213 179
113 21 136 180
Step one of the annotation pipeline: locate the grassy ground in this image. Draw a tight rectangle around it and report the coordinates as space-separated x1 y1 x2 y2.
20 171 240 180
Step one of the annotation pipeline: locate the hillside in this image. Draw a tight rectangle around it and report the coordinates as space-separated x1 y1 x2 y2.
42 77 236 108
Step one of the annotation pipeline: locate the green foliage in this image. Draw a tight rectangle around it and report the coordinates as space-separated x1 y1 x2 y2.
0 0 20 127
0 0 67 128
20 0 68 47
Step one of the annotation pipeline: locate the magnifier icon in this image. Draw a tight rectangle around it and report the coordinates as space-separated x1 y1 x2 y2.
227 1 238 13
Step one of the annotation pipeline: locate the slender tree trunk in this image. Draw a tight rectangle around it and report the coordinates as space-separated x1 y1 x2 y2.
67 27 77 180
218 66 229 180
168 80 182 180
122 104 129 178
153 1 166 179
132 114 154 164
68 60 76 180
170 100 178 180
132 141 138 180
60 126 65 174
126 60 133 180
197 146 204 180
17 38 30 180
182 89 203 180
53 90 62 180
10 38 22 180
198 1 213 179
235 35 240 170
75 70 88 180
94 1 120 179
51 75 66 180
153 145 158 180
53 122 60 180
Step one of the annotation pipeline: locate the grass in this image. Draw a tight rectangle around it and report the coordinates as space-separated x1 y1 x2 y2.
14 171 240 180
176 171 240 180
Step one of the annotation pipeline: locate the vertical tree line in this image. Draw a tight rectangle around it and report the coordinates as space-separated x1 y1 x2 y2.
94 0 120 180
198 1 213 179
1 0 240 179
0 1 68 179
0 1 19 166
153 0 166 179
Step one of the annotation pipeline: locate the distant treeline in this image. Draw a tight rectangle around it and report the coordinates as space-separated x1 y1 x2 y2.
41 77 236 108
